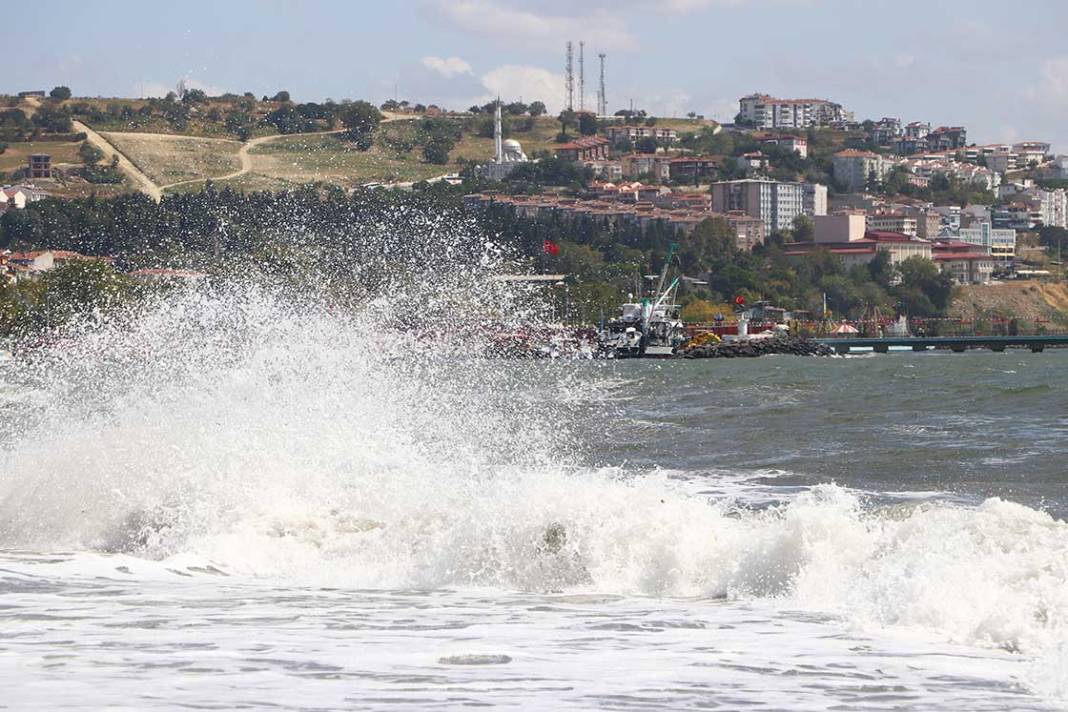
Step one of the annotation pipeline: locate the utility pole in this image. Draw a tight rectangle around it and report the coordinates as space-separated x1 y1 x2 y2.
578 41 585 113
565 41 574 112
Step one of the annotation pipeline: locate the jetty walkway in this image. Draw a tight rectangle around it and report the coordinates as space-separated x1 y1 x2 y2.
813 335 1068 354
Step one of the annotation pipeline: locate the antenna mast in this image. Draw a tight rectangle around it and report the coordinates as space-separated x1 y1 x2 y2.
598 53 607 117
578 41 585 113
565 41 574 112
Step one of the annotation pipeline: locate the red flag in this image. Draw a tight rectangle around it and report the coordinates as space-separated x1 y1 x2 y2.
734 295 746 306
543 239 560 256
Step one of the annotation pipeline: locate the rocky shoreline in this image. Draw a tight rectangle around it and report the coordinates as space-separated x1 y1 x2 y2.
680 335 833 359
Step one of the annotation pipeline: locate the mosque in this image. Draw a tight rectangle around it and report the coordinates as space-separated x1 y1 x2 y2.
477 100 530 180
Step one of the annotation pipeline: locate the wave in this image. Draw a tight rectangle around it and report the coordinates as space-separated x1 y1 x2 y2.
0 269 1066 700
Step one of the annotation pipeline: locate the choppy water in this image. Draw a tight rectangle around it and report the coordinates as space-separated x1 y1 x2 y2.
2 287 1067 710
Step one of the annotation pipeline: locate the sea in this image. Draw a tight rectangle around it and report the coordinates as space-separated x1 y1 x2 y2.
1 285 1066 711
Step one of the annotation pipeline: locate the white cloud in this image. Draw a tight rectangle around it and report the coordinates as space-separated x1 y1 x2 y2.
431 0 636 50
655 0 814 11
1025 56 1068 106
421 56 474 78
475 64 565 113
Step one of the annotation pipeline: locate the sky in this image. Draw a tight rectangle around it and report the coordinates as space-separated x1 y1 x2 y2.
4 0 1068 152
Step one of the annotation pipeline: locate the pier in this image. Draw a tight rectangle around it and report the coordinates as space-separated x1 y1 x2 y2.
813 335 1068 354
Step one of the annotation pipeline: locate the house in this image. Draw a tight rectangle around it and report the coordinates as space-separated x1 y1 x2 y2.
554 136 611 162
0 185 48 211
753 133 808 158
604 125 679 145
668 156 721 183
27 154 52 179
620 153 672 181
932 241 994 284
736 152 769 171
926 126 967 152
872 117 902 145
584 160 623 182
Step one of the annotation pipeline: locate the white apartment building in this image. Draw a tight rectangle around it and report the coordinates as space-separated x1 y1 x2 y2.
832 149 894 192
710 179 827 233
738 93 851 129
957 222 1017 268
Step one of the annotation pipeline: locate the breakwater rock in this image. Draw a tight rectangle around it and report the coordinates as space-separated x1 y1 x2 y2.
681 335 833 359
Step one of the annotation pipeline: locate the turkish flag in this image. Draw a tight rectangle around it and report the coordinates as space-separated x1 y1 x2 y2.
543 240 560 256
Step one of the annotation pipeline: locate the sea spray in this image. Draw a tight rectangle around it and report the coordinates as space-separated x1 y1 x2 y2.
1 218 1067 703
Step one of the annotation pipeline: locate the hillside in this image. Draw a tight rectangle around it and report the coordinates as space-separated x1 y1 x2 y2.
950 281 1068 325
101 132 242 186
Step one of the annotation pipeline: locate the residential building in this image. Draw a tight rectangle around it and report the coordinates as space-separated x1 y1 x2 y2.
957 222 1016 268
832 149 894 192
932 241 994 284
738 93 851 129
620 153 672 181
0 185 47 212
736 152 769 171
1054 155 1068 179
1014 141 1051 166
813 212 867 243
668 156 721 183
904 122 931 141
725 212 766 251
867 212 918 237
926 126 967 152
554 136 610 162
584 160 624 182
782 230 933 269
27 154 51 179
604 125 678 145
872 117 902 145
899 205 942 239
710 178 827 233
804 183 828 216
753 133 808 158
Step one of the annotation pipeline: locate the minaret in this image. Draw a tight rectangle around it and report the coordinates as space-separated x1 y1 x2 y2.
494 98 503 164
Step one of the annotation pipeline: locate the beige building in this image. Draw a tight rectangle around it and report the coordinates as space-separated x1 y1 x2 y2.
814 213 867 243
867 213 918 237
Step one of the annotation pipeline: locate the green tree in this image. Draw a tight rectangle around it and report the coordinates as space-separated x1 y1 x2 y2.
271 91 291 103
340 101 382 150
182 88 208 104
578 112 598 136
49 86 72 101
78 142 105 165
792 215 814 242
528 101 547 117
422 138 452 165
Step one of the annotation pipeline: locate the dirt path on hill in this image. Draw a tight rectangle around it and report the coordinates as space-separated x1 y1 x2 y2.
73 120 163 202
71 112 428 197
160 111 417 192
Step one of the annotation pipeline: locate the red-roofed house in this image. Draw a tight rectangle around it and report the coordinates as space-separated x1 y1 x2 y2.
932 241 993 284
554 136 610 162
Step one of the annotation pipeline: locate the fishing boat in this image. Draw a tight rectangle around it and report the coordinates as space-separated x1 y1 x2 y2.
601 245 687 358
